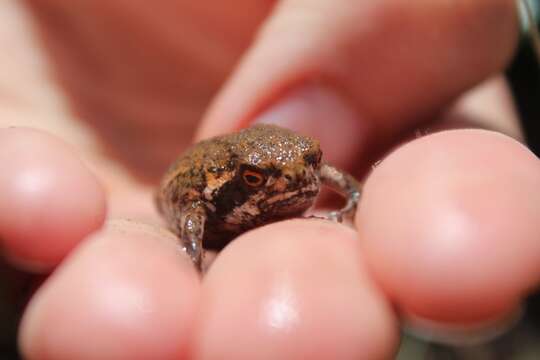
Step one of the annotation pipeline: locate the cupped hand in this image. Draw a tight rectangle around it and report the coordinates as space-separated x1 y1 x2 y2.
1 0 538 359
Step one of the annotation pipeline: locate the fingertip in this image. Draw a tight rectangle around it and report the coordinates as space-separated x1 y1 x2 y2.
194 219 399 360
358 129 540 327
0 127 107 271
19 220 200 360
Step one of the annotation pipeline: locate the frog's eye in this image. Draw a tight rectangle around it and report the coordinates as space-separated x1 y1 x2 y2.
242 170 265 187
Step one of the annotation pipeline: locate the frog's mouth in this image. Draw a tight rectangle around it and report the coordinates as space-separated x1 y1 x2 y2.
205 182 319 250
264 182 318 208
221 181 319 225
260 166 320 215
218 164 320 228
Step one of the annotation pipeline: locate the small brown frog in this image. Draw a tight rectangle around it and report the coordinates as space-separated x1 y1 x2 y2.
156 124 360 271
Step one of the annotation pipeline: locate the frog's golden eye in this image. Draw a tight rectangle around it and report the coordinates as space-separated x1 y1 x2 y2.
242 170 265 187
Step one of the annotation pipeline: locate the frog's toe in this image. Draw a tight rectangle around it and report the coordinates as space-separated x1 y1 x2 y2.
326 211 343 223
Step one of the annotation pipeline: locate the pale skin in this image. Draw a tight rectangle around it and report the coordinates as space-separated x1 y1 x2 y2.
0 0 538 359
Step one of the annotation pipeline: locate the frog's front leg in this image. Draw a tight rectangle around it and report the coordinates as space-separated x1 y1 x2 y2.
179 203 206 272
317 163 361 222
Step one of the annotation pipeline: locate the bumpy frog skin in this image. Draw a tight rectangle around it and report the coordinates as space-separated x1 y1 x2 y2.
156 124 360 271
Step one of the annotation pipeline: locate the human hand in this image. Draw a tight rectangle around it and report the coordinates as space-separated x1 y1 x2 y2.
1 0 538 359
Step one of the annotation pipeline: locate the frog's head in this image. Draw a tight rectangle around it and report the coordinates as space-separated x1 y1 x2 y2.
211 124 322 227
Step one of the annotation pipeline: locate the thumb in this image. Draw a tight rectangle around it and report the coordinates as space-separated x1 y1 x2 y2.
196 0 518 169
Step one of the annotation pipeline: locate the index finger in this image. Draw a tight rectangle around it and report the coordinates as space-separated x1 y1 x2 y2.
197 0 518 168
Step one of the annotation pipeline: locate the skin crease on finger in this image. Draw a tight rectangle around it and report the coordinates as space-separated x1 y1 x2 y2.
193 220 399 360
0 128 106 271
357 129 540 325
19 220 201 360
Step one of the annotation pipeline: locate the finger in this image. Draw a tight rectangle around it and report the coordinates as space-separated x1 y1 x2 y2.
357 129 540 332
194 219 398 360
22 0 273 182
19 220 200 360
197 0 518 168
435 75 522 140
0 128 106 272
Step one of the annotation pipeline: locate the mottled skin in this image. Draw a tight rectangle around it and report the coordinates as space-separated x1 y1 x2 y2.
156 124 360 271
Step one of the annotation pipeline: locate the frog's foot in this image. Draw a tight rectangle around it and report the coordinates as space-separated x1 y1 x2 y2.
318 163 361 223
304 211 343 222
326 210 343 223
305 192 359 223
180 207 206 273
325 199 358 223
304 214 327 221
182 240 203 272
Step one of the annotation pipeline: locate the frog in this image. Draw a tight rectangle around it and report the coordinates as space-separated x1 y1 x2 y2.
156 124 360 271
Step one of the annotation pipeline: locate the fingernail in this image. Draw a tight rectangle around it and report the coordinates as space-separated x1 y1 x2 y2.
253 85 367 168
